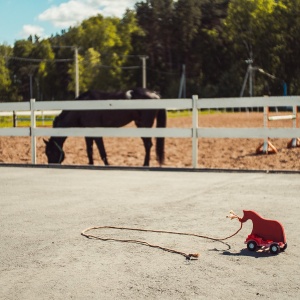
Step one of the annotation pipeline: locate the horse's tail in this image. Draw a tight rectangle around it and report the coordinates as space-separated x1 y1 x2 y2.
156 109 167 166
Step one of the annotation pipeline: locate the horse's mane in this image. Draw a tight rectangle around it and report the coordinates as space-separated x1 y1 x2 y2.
76 88 160 101
76 90 126 100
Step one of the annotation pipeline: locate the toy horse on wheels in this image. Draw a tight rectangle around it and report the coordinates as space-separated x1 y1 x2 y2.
238 210 287 254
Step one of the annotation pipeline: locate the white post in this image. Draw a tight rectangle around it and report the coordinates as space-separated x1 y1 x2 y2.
293 105 297 128
291 105 298 147
30 99 36 164
249 65 253 97
140 55 148 88
192 95 198 168
74 47 79 98
263 106 268 152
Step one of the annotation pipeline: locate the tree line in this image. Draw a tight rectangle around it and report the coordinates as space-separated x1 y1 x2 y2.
0 0 299 101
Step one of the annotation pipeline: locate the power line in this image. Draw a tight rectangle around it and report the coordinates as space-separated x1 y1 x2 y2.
147 67 178 75
98 64 140 69
4 56 141 69
4 56 73 63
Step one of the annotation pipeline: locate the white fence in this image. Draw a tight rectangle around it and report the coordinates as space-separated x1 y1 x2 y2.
0 96 299 168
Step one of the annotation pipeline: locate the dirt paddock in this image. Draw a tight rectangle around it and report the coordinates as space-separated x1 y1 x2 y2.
0 112 300 170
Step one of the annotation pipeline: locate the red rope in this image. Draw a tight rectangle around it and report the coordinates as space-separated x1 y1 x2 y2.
81 221 243 260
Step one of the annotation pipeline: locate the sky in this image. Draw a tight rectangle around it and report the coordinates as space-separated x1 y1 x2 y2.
0 0 137 45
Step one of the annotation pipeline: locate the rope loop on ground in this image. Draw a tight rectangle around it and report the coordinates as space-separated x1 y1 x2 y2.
81 212 243 260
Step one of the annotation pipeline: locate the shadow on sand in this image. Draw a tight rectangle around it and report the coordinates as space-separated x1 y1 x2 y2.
222 248 280 258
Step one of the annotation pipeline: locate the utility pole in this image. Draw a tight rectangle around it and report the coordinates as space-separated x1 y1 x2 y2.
139 55 148 88
178 64 186 98
74 46 79 98
240 58 253 97
29 73 33 99
248 60 253 97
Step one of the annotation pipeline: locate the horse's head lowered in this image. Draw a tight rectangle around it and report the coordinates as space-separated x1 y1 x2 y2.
44 138 65 164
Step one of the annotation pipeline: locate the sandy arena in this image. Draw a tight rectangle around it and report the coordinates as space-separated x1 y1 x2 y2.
0 112 300 170
1 166 299 299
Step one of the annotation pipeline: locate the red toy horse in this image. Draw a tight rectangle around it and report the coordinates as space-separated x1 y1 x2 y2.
238 210 287 254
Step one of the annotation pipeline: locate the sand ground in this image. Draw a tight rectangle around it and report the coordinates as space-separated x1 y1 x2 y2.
0 167 299 299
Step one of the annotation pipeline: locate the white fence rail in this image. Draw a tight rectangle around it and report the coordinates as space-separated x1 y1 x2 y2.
0 110 61 117
0 96 299 168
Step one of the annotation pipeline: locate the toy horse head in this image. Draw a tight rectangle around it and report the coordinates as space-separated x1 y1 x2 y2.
239 210 262 223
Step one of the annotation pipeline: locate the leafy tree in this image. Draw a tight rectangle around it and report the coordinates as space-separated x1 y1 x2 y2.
134 0 176 94
5 0 300 99
48 34 78 100
68 48 101 92
50 12 142 96
185 0 231 97
8 39 35 100
271 0 300 94
174 0 202 61
224 0 285 96
31 40 55 101
8 37 55 100
134 0 230 97
0 45 12 100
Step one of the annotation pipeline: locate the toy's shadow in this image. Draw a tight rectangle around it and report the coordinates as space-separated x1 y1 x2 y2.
222 248 276 258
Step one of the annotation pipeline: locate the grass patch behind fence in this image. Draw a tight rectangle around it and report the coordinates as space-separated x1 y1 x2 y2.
0 116 55 128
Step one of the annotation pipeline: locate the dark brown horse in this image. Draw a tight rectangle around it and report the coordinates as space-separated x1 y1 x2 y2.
44 88 167 166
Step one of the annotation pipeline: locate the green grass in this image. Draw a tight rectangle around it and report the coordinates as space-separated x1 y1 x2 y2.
0 116 13 127
167 109 223 118
167 110 193 118
0 116 54 128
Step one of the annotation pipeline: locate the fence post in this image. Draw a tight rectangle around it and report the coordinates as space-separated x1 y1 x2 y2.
262 105 269 152
13 111 17 127
192 95 198 168
30 99 36 164
290 105 299 147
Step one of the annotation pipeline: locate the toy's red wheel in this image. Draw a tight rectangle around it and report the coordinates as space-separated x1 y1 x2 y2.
270 243 280 254
247 241 257 251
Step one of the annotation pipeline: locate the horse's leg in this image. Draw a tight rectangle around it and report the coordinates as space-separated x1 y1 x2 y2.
85 137 94 165
141 137 153 166
135 113 156 167
94 137 109 165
